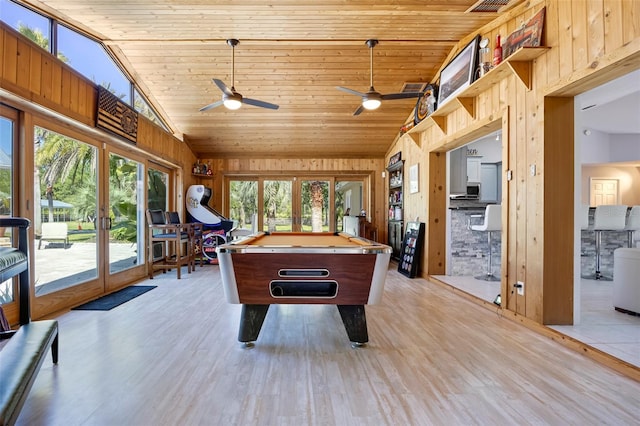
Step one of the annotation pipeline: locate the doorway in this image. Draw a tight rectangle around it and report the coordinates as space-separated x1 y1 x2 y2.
437 130 504 304
563 69 640 368
28 119 154 318
589 178 620 206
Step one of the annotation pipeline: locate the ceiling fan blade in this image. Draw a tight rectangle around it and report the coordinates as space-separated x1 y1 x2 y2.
380 92 422 100
353 105 365 116
212 78 234 96
242 97 280 110
199 100 225 112
336 86 366 97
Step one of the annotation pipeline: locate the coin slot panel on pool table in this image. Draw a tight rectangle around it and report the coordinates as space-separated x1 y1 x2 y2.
269 280 338 298
278 269 330 277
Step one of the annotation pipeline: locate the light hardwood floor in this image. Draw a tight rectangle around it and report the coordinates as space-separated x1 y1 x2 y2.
18 265 640 425
433 275 640 368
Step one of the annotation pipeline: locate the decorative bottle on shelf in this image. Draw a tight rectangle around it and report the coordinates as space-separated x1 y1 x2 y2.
493 35 503 66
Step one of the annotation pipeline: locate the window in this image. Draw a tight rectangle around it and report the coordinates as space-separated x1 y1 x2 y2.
134 89 166 129
58 24 131 103
229 180 258 232
335 180 363 231
1 0 168 129
33 126 99 295
0 0 51 51
0 107 17 304
228 176 366 233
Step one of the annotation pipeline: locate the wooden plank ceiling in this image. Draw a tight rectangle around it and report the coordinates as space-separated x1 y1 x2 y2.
24 0 511 159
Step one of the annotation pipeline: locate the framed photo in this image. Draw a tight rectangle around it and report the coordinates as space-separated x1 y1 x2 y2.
388 151 402 167
414 84 439 125
409 164 419 194
503 7 545 58
437 35 480 107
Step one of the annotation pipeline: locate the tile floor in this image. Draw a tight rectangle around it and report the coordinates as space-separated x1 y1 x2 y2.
432 274 639 368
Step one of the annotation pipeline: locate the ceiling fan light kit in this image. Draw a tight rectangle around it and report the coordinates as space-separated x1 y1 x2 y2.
199 39 279 112
223 96 242 110
362 96 382 110
336 39 423 115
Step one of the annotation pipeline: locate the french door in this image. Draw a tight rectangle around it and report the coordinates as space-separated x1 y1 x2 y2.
31 123 103 316
299 178 330 232
229 176 363 233
103 149 146 291
262 178 294 232
0 106 19 322
28 119 150 317
261 177 332 232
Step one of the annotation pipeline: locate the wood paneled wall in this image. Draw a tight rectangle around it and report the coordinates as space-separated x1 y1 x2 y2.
0 22 196 175
387 0 640 324
1 22 197 317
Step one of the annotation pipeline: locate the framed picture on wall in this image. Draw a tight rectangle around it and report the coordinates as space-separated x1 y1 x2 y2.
409 164 419 193
437 35 480 107
414 84 439 125
503 7 546 58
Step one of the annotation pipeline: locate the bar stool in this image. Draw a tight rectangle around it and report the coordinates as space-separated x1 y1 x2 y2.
146 209 192 279
624 206 640 248
590 205 627 280
581 204 591 231
166 211 199 270
580 204 591 256
471 204 501 281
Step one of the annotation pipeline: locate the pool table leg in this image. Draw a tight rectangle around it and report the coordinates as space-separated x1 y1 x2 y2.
238 304 270 346
337 305 368 347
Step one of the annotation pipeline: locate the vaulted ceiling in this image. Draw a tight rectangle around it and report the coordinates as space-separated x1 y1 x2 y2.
23 0 521 158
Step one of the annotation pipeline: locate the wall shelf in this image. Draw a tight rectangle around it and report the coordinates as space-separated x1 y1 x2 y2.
406 46 548 145
192 173 213 179
387 159 404 260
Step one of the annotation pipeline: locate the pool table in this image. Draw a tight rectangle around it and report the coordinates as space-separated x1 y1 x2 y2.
216 232 392 347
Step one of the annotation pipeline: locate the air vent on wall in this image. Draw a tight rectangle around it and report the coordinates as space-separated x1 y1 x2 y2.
401 83 427 93
465 0 510 13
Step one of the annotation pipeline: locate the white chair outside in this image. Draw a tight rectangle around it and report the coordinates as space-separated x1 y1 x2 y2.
624 206 640 248
471 204 501 281
588 205 627 280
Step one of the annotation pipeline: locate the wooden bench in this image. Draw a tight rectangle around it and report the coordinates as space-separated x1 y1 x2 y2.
38 222 69 249
0 218 59 426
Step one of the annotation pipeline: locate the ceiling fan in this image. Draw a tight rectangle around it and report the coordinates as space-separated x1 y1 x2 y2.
337 39 422 116
199 39 279 112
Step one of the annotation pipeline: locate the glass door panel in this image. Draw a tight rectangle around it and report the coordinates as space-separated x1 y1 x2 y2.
0 108 17 305
147 166 169 264
335 180 363 232
300 180 329 232
148 167 169 211
33 126 99 296
229 179 258 233
107 153 144 275
263 180 292 232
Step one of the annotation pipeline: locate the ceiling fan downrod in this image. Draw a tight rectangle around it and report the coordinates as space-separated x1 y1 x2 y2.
227 38 239 90
366 39 378 90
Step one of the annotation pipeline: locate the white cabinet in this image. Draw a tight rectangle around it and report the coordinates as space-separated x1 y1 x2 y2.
480 163 498 202
450 148 467 194
467 158 482 183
